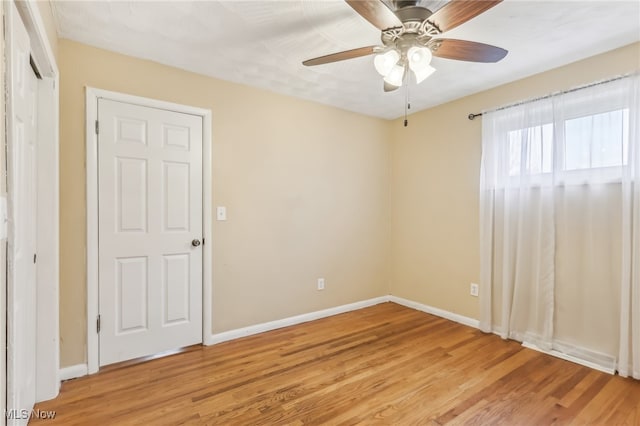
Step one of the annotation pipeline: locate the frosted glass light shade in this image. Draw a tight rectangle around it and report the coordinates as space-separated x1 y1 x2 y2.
408 46 432 70
374 50 400 76
383 64 405 87
413 64 436 84
407 46 435 84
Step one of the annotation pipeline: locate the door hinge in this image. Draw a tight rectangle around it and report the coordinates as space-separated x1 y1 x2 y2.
97 315 101 333
33 253 36 263
95 120 99 135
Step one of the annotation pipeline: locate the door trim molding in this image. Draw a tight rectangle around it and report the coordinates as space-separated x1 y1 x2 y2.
85 88 213 374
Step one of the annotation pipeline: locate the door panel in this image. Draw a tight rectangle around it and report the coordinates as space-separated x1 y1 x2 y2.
163 254 191 324
116 157 147 232
6 2 38 424
98 99 203 366
163 161 191 231
116 256 148 333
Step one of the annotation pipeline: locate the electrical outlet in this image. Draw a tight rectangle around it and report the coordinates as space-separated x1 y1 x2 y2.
470 283 479 297
317 278 325 291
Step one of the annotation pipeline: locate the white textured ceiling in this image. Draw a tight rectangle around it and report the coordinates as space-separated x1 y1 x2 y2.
52 0 640 119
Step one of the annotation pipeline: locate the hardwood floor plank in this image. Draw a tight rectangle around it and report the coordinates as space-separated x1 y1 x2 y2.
571 378 633 424
549 366 591 401
33 303 640 425
604 384 640 425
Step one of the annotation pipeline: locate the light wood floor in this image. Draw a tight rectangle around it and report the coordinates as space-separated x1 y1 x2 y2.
34 302 640 425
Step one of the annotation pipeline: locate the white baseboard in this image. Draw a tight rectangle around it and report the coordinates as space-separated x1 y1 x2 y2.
487 326 616 375
387 295 481 329
206 295 481 346
58 295 621 382
388 296 617 375
207 296 390 345
59 364 88 381
522 342 615 375
54 296 486 379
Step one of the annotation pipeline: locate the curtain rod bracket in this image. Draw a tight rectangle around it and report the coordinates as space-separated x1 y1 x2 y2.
468 113 482 120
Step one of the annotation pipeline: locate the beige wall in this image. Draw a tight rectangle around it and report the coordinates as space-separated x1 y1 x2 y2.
389 42 640 320
58 39 391 367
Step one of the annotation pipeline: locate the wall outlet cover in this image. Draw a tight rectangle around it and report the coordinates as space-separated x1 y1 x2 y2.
470 283 479 297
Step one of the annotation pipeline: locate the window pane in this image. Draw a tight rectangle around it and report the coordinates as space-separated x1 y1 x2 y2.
507 124 553 176
508 132 522 176
564 109 628 170
541 124 553 173
623 109 629 165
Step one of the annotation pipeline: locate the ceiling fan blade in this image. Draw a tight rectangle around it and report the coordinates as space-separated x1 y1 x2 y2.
427 0 502 33
303 46 378 66
384 81 400 92
432 39 507 63
345 0 403 31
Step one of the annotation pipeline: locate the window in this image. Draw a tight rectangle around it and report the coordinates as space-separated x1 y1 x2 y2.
480 73 640 379
507 108 630 180
564 109 629 171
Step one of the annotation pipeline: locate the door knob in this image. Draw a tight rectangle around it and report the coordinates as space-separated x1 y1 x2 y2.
191 239 201 247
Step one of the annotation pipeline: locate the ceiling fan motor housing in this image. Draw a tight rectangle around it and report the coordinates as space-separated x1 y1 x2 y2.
392 0 420 9
381 5 440 53
394 6 433 25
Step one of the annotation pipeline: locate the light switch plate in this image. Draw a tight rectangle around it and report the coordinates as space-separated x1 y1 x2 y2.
216 206 227 221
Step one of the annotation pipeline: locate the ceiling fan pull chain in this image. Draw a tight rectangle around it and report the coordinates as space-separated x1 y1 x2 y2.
404 73 411 127
404 104 408 127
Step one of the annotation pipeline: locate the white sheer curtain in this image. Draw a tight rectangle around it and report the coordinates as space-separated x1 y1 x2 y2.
479 74 640 376
620 74 640 379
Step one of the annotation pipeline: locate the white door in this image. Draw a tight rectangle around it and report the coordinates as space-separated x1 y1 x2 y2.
6 2 38 424
98 99 203 366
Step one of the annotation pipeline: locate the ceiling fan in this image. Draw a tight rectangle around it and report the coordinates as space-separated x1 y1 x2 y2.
302 0 508 92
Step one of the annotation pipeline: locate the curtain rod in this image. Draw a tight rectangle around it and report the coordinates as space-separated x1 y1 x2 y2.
467 73 636 120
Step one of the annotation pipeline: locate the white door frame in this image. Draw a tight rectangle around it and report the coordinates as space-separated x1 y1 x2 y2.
5 0 60 405
85 88 213 374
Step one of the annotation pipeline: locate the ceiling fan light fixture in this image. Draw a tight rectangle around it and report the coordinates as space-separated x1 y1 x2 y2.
383 63 405 87
407 46 433 71
413 64 436 84
406 46 435 85
374 49 400 77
